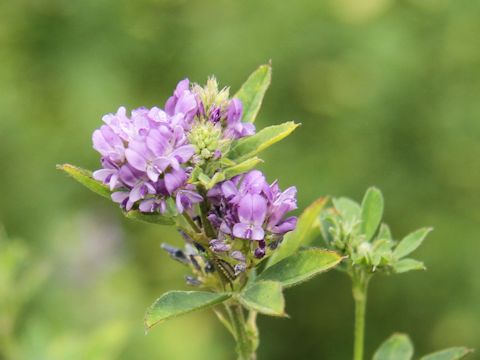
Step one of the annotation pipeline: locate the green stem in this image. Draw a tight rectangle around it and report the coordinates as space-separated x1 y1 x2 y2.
229 304 257 360
182 212 201 234
197 187 216 239
352 272 370 360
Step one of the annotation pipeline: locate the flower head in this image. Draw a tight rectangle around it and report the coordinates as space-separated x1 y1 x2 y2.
207 170 298 262
92 77 256 215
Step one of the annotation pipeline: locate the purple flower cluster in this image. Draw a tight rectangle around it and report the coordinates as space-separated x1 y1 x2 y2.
92 78 256 214
207 170 298 262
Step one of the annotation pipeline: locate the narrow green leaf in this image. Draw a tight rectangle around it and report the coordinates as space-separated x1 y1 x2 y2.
223 157 263 180
258 248 342 288
360 187 384 241
57 164 111 199
394 227 432 259
234 64 272 123
267 197 328 267
394 258 426 273
239 281 285 317
421 347 474 360
227 122 300 162
203 172 226 190
123 210 175 226
332 197 361 223
373 333 414 360
145 291 231 330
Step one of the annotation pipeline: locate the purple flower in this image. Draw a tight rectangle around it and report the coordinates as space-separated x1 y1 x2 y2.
224 98 256 139
92 103 199 214
176 188 203 214
233 193 267 241
165 79 197 124
92 77 259 216
207 170 298 259
210 239 231 252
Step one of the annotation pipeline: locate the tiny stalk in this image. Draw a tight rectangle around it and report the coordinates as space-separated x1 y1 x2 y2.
229 303 257 360
351 270 371 360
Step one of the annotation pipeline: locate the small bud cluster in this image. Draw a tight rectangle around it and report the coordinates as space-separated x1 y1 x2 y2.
321 190 430 275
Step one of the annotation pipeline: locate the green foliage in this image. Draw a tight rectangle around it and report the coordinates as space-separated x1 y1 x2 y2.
393 259 426 273
57 164 176 225
360 187 384 241
57 164 111 199
374 334 473 360
0 229 51 359
123 210 175 226
222 157 263 180
144 291 231 330
267 197 328 266
234 63 272 123
421 347 474 360
257 248 342 288
373 333 414 360
227 122 300 162
321 188 431 275
394 228 433 259
238 281 286 317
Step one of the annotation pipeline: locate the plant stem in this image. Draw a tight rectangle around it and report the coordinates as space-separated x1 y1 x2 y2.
352 272 370 360
182 212 201 234
229 304 257 360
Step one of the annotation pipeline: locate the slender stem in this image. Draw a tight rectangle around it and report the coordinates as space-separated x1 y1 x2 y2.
214 308 235 336
197 187 216 238
352 272 370 360
229 304 256 360
182 212 201 234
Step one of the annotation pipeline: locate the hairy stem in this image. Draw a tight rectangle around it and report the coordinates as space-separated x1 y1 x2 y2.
352 272 370 360
229 304 257 360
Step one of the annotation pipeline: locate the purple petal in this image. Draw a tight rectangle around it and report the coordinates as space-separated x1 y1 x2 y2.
272 216 297 234
227 98 243 125
230 250 245 262
233 223 265 241
164 169 186 194
125 149 147 171
139 198 157 212
209 239 231 252
238 193 267 225
111 191 129 207
172 144 195 163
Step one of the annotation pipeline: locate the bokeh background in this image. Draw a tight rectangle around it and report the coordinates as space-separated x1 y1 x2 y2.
1 0 479 359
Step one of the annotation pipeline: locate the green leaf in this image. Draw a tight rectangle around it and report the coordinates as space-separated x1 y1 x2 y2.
145 291 231 330
239 281 285 317
227 122 300 162
421 347 474 360
267 197 328 267
360 187 384 241
394 227 432 259
223 157 263 180
373 333 414 360
123 210 175 226
258 248 342 288
234 63 272 123
57 164 111 199
394 258 426 273
332 197 361 223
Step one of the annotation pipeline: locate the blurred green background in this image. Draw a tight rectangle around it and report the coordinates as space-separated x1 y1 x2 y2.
1 0 479 359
